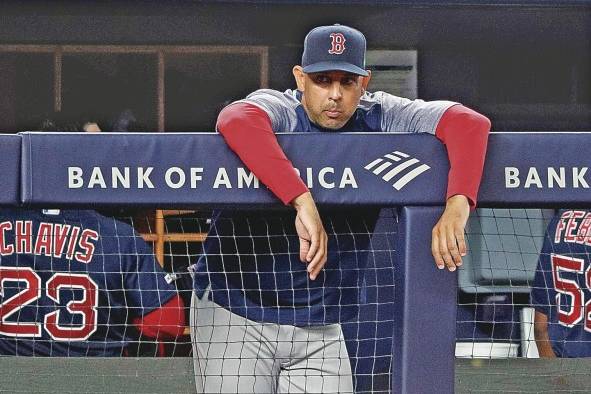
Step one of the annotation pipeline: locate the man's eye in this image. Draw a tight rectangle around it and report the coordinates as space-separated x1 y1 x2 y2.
315 76 330 84
342 78 357 86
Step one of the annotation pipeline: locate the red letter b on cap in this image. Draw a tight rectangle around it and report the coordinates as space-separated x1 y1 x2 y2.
328 33 346 55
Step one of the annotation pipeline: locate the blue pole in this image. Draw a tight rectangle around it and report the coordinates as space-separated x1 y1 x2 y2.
393 206 457 394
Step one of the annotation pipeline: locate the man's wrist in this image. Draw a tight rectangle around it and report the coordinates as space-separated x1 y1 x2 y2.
291 191 313 211
446 194 469 206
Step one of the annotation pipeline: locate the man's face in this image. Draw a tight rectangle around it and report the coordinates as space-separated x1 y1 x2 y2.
293 67 371 130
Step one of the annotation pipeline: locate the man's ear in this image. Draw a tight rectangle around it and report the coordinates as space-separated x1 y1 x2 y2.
292 65 306 92
360 70 372 92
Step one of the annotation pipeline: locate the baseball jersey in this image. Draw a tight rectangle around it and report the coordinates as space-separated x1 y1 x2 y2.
531 209 591 357
193 89 455 327
0 208 178 356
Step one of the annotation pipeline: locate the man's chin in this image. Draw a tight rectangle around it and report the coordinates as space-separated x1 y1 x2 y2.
319 119 347 130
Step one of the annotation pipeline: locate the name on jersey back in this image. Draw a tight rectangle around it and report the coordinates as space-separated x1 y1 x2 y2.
554 210 591 246
0 221 98 263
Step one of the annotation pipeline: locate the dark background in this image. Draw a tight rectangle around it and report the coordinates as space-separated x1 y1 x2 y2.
0 0 589 132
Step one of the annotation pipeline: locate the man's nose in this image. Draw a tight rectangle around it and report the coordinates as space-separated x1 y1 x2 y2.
328 82 343 100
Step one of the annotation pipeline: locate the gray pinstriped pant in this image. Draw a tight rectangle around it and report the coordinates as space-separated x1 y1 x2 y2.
190 291 354 393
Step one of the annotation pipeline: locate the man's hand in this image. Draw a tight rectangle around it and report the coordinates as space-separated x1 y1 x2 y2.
291 192 328 280
431 195 470 271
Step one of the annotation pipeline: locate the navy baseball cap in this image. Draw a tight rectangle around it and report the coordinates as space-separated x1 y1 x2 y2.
302 24 369 76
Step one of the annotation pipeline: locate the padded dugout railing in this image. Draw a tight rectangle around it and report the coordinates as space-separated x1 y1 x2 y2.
1 131 590 393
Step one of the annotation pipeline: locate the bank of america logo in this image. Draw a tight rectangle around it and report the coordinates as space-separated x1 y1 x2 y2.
364 151 430 190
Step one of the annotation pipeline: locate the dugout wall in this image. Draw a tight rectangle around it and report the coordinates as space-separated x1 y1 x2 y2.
1 131 591 393
1 2 589 133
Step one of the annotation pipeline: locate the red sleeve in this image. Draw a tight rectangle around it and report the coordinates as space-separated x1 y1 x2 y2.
216 103 309 205
435 105 491 208
132 294 186 340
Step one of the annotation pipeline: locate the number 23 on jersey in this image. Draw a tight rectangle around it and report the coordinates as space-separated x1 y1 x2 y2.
0 267 98 341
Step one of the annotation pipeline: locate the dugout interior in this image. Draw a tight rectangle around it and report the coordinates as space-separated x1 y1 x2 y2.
0 1 589 133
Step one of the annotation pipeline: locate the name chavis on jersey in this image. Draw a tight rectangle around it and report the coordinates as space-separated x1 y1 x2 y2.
0 220 98 263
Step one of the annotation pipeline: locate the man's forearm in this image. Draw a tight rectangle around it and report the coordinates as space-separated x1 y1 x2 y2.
435 105 491 208
216 103 308 205
534 310 556 358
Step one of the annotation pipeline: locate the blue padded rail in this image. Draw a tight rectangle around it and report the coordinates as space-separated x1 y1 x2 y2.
20 132 448 207
20 131 591 207
0 134 21 205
